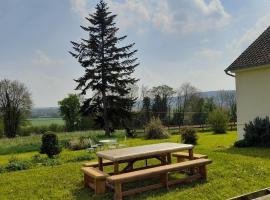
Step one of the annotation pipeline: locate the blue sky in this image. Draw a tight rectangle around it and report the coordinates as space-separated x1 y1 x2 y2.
0 0 270 107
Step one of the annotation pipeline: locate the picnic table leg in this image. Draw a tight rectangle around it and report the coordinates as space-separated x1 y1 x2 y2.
98 157 103 171
166 153 172 164
160 154 167 165
114 183 122 200
188 148 195 174
188 149 194 160
114 162 119 174
160 173 169 190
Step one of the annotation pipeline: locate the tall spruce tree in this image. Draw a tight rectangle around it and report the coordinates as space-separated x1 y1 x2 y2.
70 0 139 136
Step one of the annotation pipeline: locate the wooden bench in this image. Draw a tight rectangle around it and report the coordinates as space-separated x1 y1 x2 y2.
107 158 212 200
83 160 114 168
81 167 109 195
172 152 208 162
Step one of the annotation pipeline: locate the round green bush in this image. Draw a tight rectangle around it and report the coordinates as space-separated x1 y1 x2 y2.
234 139 250 148
208 109 229 134
40 132 62 158
145 118 170 139
180 127 198 145
5 157 32 172
243 116 270 147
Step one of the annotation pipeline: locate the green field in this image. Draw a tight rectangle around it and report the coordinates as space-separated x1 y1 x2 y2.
28 118 65 126
0 130 270 199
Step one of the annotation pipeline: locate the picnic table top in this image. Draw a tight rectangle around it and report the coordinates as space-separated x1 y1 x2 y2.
96 142 193 162
99 139 117 144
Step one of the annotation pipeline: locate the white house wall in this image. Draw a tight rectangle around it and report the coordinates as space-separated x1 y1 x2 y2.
235 65 270 139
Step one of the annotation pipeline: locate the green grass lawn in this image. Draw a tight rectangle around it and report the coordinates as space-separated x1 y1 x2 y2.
28 118 65 126
0 130 270 199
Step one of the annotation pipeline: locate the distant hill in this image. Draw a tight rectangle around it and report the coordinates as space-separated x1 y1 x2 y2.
31 107 60 118
134 90 236 110
31 90 235 117
200 90 235 98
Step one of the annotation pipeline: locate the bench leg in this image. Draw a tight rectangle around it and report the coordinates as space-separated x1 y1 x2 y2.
199 165 207 180
114 183 122 200
160 173 168 190
166 153 172 164
95 179 106 195
176 157 185 163
84 174 92 188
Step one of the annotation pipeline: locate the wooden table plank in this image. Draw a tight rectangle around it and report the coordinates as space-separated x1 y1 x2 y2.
96 143 193 162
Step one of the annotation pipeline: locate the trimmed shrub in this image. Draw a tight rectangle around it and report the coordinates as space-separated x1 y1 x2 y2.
66 137 93 150
208 109 229 134
40 132 61 158
180 127 198 145
234 139 249 148
31 154 61 166
6 157 32 172
145 118 170 139
242 117 270 147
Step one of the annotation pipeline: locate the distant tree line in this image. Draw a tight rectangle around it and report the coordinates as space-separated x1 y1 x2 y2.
134 83 236 129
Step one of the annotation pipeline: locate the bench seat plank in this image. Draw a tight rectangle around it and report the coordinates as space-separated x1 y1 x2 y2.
172 152 208 159
107 158 212 183
83 160 114 167
81 167 109 179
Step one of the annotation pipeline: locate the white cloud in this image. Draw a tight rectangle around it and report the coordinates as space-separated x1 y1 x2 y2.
195 48 222 61
70 0 88 18
70 0 231 34
31 50 64 66
107 0 174 33
232 14 270 55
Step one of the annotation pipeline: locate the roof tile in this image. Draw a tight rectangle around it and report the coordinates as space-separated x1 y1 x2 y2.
225 26 270 72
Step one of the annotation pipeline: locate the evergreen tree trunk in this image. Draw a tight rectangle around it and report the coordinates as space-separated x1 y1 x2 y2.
102 92 110 137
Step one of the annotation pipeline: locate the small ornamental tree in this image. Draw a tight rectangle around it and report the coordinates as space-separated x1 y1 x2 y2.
40 132 61 158
208 109 229 134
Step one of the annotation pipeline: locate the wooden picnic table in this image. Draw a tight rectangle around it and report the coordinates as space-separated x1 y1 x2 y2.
96 142 194 174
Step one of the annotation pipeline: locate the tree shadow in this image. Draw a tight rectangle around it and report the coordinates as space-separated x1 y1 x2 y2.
72 182 112 200
215 146 270 160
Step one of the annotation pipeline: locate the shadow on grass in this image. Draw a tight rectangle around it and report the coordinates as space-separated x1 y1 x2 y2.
72 177 207 200
72 182 113 200
215 146 270 160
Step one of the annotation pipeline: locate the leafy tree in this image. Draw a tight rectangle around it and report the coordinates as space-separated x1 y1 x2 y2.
58 94 81 132
176 83 198 125
0 117 3 138
0 79 32 138
191 97 206 126
151 85 174 123
70 0 139 136
204 97 216 113
142 96 151 123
